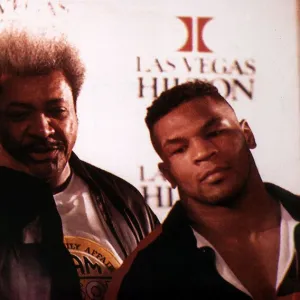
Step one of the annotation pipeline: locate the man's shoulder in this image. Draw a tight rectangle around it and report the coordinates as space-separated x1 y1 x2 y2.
70 153 160 234
105 225 172 298
123 226 171 279
129 225 173 259
106 216 199 300
70 154 142 196
114 203 192 276
81 160 135 185
265 182 300 220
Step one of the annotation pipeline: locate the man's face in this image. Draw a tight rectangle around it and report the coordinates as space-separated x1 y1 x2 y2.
0 70 78 182
153 97 256 206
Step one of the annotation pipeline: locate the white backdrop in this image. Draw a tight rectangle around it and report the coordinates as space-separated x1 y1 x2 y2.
1 0 299 221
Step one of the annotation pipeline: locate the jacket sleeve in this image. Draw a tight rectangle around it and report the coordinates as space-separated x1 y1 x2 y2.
112 178 160 240
105 226 162 300
69 155 160 255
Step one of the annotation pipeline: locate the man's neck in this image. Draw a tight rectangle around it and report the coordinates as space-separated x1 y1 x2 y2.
187 175 281 240
50 163 72 195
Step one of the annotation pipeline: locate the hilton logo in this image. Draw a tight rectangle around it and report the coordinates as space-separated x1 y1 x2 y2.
177 16 213 53
136 15 256 102
139 166 176 208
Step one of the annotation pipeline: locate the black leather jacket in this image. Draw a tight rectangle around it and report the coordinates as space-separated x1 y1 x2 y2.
0 167 82 300
0 156 158 300
108 183 300 300
69 152 160 258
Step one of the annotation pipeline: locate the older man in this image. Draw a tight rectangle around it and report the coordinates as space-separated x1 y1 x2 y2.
0 27 158 299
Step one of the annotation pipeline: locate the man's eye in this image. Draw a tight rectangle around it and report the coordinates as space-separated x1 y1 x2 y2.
7 111 29 121
48 108 68 117
172 147 186 155
207 130 223 138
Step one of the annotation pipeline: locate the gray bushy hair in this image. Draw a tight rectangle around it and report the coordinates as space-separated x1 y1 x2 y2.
0 26 86 103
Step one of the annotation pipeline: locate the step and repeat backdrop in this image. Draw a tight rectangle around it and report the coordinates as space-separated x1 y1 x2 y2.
1 0 300 221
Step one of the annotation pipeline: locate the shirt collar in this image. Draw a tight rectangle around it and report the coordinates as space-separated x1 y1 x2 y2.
191 203 300 296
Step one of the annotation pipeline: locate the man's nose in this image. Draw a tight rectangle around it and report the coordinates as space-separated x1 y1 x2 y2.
28 114 55 138
190 137 217 163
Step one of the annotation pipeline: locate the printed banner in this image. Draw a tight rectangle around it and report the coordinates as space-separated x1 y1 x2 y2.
0 0 299 221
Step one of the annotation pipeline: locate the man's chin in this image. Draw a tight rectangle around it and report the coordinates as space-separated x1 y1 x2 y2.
200 195 241 208
27 162 58 181
197 184 246 207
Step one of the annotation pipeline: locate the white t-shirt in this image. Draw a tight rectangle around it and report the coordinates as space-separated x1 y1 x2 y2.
192 204 299 298
53 173 124 299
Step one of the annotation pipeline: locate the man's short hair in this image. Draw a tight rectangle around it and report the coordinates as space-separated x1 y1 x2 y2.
0 27 85 104
145 80 229 133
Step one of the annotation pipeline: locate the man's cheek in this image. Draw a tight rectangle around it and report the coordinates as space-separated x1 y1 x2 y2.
224 137 245 158
172 168 190 186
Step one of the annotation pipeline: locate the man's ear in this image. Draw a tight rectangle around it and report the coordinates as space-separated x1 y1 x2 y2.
158 162 177 189
239 119 256 149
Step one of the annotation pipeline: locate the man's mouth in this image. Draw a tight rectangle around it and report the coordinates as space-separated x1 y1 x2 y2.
198 166 230 184
27 147 60 162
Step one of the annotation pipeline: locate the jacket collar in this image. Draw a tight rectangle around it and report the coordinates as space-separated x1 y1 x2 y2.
162 200 197 248
265 183 300 221
163 183 300 243
69 152 111 196
68 152 134 258
69 152 94 185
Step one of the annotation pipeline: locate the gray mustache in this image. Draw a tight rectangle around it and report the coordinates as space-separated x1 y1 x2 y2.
23 141 64 152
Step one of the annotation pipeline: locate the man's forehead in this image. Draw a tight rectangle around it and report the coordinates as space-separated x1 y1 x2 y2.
1 70 71 99
3 70 65 86
155 97 235 130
